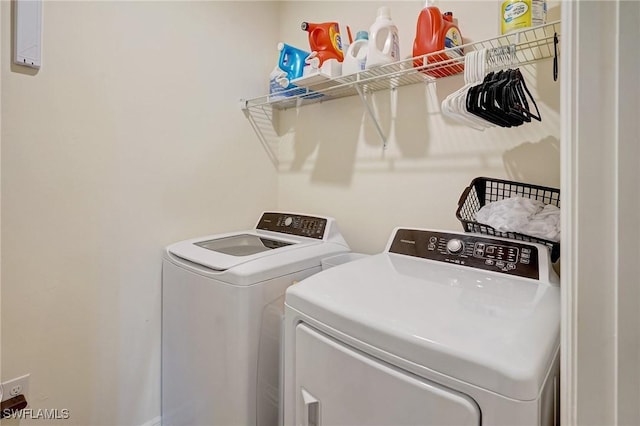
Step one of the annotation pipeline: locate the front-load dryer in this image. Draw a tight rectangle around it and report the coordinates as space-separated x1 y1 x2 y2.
162 212 349 426
284 228 560 426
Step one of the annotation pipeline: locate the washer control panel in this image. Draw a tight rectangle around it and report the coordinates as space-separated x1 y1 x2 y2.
389 229 540 280
257 212 327 239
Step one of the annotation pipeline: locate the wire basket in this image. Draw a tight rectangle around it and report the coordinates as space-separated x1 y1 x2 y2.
455 177 561 262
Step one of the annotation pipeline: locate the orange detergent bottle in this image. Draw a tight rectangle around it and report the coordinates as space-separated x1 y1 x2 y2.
301 21 344 66
413 2 464 77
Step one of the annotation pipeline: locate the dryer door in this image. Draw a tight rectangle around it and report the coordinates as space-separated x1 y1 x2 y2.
294 324 481 426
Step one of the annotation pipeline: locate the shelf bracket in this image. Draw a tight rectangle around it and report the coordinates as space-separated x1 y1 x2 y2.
355 84 388 149
240 100 279 167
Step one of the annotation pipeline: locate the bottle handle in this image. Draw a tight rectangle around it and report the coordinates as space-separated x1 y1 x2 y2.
305 52 320 70
371 28 393 56
309 27 324 49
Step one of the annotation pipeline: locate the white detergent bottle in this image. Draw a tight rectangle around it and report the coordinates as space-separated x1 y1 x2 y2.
366 6 400 69
342 31 369 75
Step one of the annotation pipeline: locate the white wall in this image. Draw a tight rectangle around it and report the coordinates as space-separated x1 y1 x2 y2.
275 1 561 253
1 2 278 425
561 1 640 424
616 2 640 423
0 0 3 391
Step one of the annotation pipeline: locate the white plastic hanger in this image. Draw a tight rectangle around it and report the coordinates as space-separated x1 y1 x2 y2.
442 49 493 130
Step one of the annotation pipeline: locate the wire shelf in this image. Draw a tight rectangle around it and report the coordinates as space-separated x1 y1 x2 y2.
240 21 560 166
241 21 560 112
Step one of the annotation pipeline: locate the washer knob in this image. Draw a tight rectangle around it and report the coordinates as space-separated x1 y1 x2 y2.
446 238 464 254
284 217 293 226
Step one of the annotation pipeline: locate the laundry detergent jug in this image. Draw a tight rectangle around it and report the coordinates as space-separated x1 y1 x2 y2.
277 42 310 84
269 43 310 101
501 0 547 34
413 1 464 77
342 31 368 75
366 7 400 69
301 21 344 66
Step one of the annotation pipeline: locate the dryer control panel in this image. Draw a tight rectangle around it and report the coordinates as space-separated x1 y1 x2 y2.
389 229 540 280
257 212 327 239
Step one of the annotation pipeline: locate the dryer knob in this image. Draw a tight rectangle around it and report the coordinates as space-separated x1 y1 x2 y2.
446 238 464 254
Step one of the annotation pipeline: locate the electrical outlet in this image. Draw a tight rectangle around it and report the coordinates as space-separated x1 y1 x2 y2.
1 374 30 403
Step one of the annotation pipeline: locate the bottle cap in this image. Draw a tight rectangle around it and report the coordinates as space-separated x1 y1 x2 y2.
355 31 369 41
377 6 391 19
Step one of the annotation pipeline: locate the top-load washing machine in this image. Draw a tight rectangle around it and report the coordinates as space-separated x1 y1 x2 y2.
284 228 560 426
162 212 349 426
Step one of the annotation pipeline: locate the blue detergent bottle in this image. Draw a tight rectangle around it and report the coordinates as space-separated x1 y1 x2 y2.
277 43 310 88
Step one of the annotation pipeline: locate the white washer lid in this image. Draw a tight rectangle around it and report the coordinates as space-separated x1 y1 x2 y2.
167 230 317 271
286 253 560 401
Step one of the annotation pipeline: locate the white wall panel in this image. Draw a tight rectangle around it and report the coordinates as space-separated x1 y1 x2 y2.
561 1 640 424
1 2 279 424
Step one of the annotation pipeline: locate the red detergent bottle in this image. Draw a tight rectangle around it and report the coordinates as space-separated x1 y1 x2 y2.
301 21 344 66
413 1 464 77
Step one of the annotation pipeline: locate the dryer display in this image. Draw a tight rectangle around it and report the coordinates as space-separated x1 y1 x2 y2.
389 229 540 279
